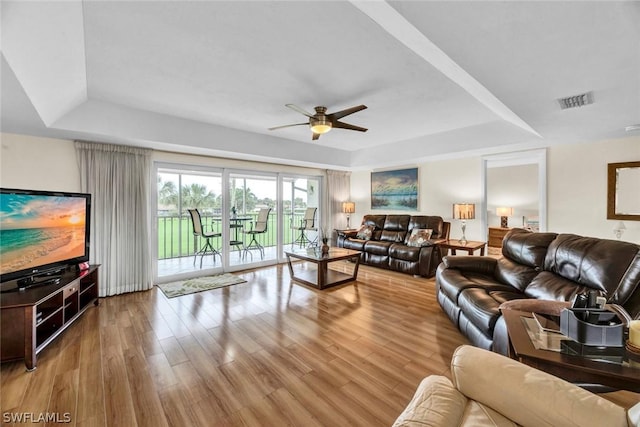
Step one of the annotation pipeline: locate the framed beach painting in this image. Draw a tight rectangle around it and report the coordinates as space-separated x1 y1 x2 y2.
371 167 418 211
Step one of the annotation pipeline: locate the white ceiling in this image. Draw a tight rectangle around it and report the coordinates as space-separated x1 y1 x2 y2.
2 1 639 169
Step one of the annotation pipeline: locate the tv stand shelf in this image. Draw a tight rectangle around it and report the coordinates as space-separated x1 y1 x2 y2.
1 265 100 370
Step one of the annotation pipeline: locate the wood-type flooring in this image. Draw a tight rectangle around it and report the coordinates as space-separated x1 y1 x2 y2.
1 262 638 426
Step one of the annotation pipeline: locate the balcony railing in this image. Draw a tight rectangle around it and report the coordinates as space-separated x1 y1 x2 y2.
158 211 316 260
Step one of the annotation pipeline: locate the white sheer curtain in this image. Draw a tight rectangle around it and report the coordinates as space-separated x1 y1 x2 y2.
75 141 153 296
325 170 351 243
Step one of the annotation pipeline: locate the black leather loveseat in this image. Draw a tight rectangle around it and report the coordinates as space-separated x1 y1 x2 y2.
436 228 640 354
336 214 450 277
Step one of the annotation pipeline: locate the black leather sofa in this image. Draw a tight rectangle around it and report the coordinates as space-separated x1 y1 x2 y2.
336 214 450 277
436 228 640 354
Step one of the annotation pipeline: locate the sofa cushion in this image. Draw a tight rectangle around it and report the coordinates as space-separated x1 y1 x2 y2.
494 257 539 292
437 264 514 303
341 238 367 252
502 228 558 268
381 230 406 243
458 288 523 336
407 216 445 240
362 214 387 229
364 240 392 256
544 234 640 312
380 215 410 242
525 271 593 301
389 243 421 262
361 215 387 240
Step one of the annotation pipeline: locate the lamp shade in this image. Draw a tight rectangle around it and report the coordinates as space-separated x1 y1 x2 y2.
495 207 514 217
453 203 475 220
342 201 355 214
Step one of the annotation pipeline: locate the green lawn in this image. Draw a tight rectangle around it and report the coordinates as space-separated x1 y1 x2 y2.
158 214 308 259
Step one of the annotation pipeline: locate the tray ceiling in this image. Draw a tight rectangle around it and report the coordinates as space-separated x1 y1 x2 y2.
2 1 638 169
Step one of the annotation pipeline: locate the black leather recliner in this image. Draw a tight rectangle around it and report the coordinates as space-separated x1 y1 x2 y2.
336 214 450 277
436 228 640 354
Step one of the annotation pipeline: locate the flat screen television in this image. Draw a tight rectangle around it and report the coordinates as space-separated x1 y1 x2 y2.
0 188 91 288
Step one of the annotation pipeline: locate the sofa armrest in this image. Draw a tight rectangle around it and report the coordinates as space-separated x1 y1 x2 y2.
451 345 628 427
441 255 497 276
337 229 358 238
392 376 467 427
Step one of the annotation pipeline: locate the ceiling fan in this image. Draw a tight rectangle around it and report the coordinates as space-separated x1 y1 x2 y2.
269 104 368 140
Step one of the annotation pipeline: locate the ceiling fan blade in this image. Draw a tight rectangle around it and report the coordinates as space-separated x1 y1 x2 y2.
268 122 308 131
332 121 368 132
312 132 321 141
285 104 315 118
328 104 367 120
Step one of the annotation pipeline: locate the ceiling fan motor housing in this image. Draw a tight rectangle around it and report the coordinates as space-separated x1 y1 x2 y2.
310 107 332 134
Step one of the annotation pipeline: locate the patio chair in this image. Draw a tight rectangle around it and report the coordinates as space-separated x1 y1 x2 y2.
293 207 317 248
243 208 271 260
188 208 221 268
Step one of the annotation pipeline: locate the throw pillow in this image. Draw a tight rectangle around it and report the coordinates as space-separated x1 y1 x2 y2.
407 228 433 247
356 224 375 240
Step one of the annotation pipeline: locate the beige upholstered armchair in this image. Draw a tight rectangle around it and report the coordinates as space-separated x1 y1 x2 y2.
394 345 639 427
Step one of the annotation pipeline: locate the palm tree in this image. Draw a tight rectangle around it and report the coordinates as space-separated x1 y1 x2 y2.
158 179 178 206
231 187 259 212
182 183 216 211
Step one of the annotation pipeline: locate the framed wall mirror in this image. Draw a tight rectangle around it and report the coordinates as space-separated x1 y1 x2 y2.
607 161 640 221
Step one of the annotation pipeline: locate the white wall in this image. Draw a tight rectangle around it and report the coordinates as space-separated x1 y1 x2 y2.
0 133 325 193
0 133 81 191
352 157 484 240
547 137 640 243
351 136 640 244
3 132 639 244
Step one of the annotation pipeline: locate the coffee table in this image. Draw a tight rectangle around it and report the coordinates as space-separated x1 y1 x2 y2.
284 247 360 290
502 309 640 392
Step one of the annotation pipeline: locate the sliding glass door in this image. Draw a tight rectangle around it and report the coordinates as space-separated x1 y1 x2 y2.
227 172 278 268
281 176 321 256
154 162 322 281
157 167 223 278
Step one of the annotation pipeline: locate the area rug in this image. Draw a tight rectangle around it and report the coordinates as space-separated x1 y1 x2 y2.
158 273 247 298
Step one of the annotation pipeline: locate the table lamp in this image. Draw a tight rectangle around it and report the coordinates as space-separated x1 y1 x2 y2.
496 207 514 228
342 201 355 229
453 203 475 245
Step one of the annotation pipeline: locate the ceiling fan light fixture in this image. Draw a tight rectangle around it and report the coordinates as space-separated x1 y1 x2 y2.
310 118 332 134
269 104 366 139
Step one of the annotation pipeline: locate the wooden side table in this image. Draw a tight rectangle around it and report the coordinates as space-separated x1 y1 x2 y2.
334 228 358 235
502 309 640 392
439 239 486 256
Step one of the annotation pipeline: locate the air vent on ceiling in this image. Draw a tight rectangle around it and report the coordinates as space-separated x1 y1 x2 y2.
557 91 594 109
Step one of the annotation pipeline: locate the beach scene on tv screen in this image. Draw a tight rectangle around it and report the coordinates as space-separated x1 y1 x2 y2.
0 194 87 275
